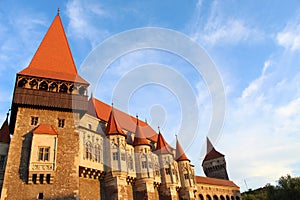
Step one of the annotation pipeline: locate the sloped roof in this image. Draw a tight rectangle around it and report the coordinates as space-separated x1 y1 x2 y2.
88 97 158 142
18 14 88 84
133 118 150 147
156 132 173 155
175 139 190 162
105 108 127 138
203 137 224 162
0 116 10 143
33 124 57 135
195 176 239 188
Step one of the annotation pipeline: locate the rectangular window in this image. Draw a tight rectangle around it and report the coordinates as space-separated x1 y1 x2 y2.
32 174 37 184
88 124 92 130
142 161 147 169
155 170 160 176
0 155 5 170
113 152 118 160
58 119 65 128
31 116 38 126
121 153 126 161
39 174 44 184
46 174 51 184
184 174 189 179
38 147 50 161
165 168 171 175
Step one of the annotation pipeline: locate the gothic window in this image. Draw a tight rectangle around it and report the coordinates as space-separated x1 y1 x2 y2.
95 145 101 162
59 84 68 93
113 152 118 160
79 86 86 95
121 153 126 161
69 84 74 93
29 79 38 89
49 82 58 92
165 168 171 175
128 156 133 170
39 81 48 91
38 147 50 161
58 119 65 128
17 78 27 88
184 173 189 179
142 161 147 169
85 142 92 160
31 116 38 126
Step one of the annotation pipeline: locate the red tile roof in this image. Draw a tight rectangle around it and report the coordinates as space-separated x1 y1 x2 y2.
18 15 88 84
195 176 239 188
105 108 127 138
155 132 173 155
33 124 58 135
175 139 190 162
0 116 10 143
88 97 158 142
133 118 150 147
203 137 224 162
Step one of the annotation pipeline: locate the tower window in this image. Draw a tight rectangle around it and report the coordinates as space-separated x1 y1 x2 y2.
46 174 51 184
112 152 118 160
142 161 147 169
38 147 50 161
38 193 43 199
31 116 38 126
39 174 44 184
58 119 65 128
165 168 171 175
32 174 37 184
184 174 189 179
0 155 6 170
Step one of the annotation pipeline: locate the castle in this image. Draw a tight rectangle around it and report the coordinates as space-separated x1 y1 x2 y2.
0 12 241 200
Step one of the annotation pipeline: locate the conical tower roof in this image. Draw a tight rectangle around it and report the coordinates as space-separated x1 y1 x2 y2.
155 130 173 155
203 137 224 162
0 114 10 143
133 116 150 147
175 138 190 162
18 13 88 84
105 107 127 138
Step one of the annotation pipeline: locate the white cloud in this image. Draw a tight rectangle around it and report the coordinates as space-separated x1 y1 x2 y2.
277 22 300 51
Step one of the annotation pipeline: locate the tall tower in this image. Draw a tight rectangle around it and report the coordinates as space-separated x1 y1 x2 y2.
1 12 89 199
175 138 196 200
202 137 229 180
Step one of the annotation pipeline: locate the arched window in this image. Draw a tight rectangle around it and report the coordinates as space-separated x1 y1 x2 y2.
235 197 240 200
95 144 100 162
49 82 58 92
213 195 219 200
199 194 204 200
220 195 225 200
85 142 92 160
206 195 212 200
79 86 86 95
29 79 38 89
226 195 230 200
69 84 74 93
231 196 235 200
18 78 27 88
59 84 68 93
39 81 48 91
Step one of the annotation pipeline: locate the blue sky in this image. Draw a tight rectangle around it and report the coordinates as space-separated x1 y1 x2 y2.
1 0 300 192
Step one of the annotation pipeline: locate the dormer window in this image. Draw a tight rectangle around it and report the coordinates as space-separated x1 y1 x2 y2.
31 116 38 126
58 119 65 128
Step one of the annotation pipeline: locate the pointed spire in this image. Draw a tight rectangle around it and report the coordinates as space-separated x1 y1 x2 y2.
57 8 60 16
105 107 127 138
175 137 190 162
133 115 150 147
18 13 88 84
0 112 10 143
203 137 224 162
155 131 173 154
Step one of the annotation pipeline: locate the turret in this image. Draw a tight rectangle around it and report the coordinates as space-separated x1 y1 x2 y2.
175 137 196 200
202 137 229 180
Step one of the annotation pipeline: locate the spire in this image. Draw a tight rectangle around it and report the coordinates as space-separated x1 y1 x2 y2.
18 13 88 84
0 112 10 143
133 115 150 147
175 137 190 162
203 137 224 162
155 131 172 154
105 107 127 138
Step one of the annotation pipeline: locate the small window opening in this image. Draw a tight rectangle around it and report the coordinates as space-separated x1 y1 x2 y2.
46 174 51 184
31 116 38 126
32 174 37 184
38 192 43 199
58 119 65 128
38 147 50 161
39 174 44 184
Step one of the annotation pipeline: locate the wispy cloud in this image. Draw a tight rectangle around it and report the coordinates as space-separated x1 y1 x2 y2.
277 18 300 51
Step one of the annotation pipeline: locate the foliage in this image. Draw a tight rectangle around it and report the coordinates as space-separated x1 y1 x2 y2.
242 174 300 200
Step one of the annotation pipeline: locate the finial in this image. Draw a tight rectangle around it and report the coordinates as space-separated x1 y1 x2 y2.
175 134 178 140
145 118 147 124
111 101 114 108
136 114 139 125
57 8 60 16
158 126 160 133
6 109 11 119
